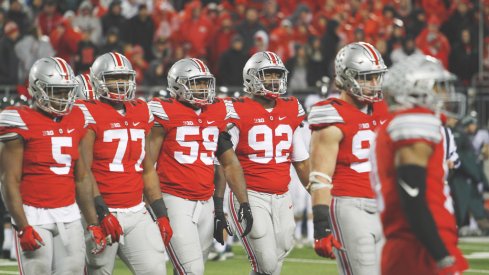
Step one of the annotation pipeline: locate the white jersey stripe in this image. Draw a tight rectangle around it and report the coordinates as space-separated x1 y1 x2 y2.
308 104 344 125
148 100 169 121
387 113 441 143
74 103 96 127
0 110 27 130
223 99 239 120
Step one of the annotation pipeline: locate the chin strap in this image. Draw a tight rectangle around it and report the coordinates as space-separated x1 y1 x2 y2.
307 171 333 192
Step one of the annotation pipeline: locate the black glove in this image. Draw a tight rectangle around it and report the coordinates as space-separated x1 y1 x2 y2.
238 202 253 237
213 197 233 245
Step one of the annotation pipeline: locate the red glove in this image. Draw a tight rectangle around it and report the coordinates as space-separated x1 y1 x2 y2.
18 226 44 251
100 213 123 244
314 234 343 259
87 225 106 255
156 216 173 246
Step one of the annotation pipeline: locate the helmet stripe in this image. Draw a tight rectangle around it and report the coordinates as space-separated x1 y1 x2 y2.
266 51 277 64
360 42 379 65
192 58 207 73
53 57 69 80
111 52 123 67
81 74 94 99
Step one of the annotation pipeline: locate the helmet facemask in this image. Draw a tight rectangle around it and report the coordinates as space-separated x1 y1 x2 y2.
97 71 136 101
31 80 77 116
247 67 288 99
344 68 386 103
175 75 215 107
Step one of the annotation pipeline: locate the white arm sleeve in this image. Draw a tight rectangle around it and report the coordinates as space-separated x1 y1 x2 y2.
292 125 310 162
228 126 240 151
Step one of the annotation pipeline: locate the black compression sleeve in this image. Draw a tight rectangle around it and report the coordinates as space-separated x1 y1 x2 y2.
397 165 449 261
216 131 233 157
312 205 332 239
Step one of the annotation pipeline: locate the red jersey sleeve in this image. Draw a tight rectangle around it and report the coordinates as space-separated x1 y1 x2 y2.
148 98 170 130
387 111 442 150
0 107 31 141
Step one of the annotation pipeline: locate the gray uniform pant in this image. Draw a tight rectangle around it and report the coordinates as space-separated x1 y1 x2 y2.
330 196 384 275
230 190 295 275
163 193 214 275
85 208 166 275
15 219 85 275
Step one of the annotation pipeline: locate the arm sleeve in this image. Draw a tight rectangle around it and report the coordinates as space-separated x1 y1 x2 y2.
228 125 240 151
291 125 309 162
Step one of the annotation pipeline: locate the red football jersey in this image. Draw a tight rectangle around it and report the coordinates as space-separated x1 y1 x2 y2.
76 99 153 208
227 96 305 194
370 107 467 269
0 106 87 208
149 98 229 200
308 98 387 198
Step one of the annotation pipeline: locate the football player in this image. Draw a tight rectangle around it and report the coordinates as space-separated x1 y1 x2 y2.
226 51 310 275
308 42 388 275
371 55 468 274
0 57 106 274
148 58 252 275
75 73 96 100
77 52 171 274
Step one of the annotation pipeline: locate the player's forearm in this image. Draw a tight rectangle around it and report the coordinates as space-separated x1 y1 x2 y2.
213 164 226 198
75 175 99 225
142 169 163 204
2 179 28 228
293 159 310 187
219 150 249 204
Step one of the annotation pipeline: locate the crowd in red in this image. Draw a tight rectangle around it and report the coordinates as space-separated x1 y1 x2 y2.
0 0 488 89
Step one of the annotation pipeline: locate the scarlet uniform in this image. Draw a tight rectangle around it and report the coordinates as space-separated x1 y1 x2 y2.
149 97 229 200
309 98 386 198
0 106 86 209
370 107 468 274
76 99 153 208
228 96 305 194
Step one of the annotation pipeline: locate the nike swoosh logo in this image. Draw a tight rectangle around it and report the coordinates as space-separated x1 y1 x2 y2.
133 122 140 126
279 116 286 120
399 179 419 197
380 120 387 125
67 129 75 134
207 121 215 124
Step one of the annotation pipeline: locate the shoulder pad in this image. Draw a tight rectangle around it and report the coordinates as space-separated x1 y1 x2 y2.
148 99 169 121
387 113 441 143
0 109 28 130
308 102 344 125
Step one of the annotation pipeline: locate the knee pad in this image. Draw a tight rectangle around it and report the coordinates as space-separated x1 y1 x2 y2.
255 252 278 275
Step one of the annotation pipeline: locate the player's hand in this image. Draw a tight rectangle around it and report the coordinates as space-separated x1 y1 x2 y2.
437 256 462 275
156 216 173 246
100 213 123 245
238 202 253 237
18 225 45 251
314 234 343 259
87 225 106 255
214 211 233 245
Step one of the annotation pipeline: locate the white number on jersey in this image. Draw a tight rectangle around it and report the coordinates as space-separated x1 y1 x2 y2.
103 129 146 172
248 124 293 164
350 129 375 173
174 126 219 165
50 137 73 175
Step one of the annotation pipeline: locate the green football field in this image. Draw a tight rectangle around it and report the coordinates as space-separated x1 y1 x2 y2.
0 238 488 274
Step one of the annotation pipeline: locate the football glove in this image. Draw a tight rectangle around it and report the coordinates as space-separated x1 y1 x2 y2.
313 205 343 259
18 225 44 251
238 202 253 237
156 216 173 246
94 196 123 244
213 197 233 245
87 225 106 255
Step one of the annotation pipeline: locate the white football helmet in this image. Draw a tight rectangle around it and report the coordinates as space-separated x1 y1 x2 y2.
90 52 136 101
28 57 78 116
167 58 215 107
75 73 96 100
382 54 461 116
243 51 288 99
335 42 387 102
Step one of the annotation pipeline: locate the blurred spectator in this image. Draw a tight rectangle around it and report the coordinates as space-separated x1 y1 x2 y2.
306 36 326 87
236 7 265 52
415 16 451 68
386 19 405 55
151 36 171 62
375 38 391 67
178 1 212 58
269 19 294 63
260 0 283 31
49 18 82 63
0 21 20 85
286 44 310 92
249 30 269 56
121 0 152 19
0 9 6 37
124 4 155 61
144 57 169 86
217 34 248 87
207 13 235 72
484 37 489 72
406 8 426 38
100 27 124 54
126 45 148 84
421 0 450 24
73 1 103 46
6 0 28 35
450 28 479 85
390 35 423 64
36 0 62 36
101 0 125 36
321 19 340 79
14 26 55 85
75 29 98 74
152 1 177 42
352 28 365 42
441 0 476 45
